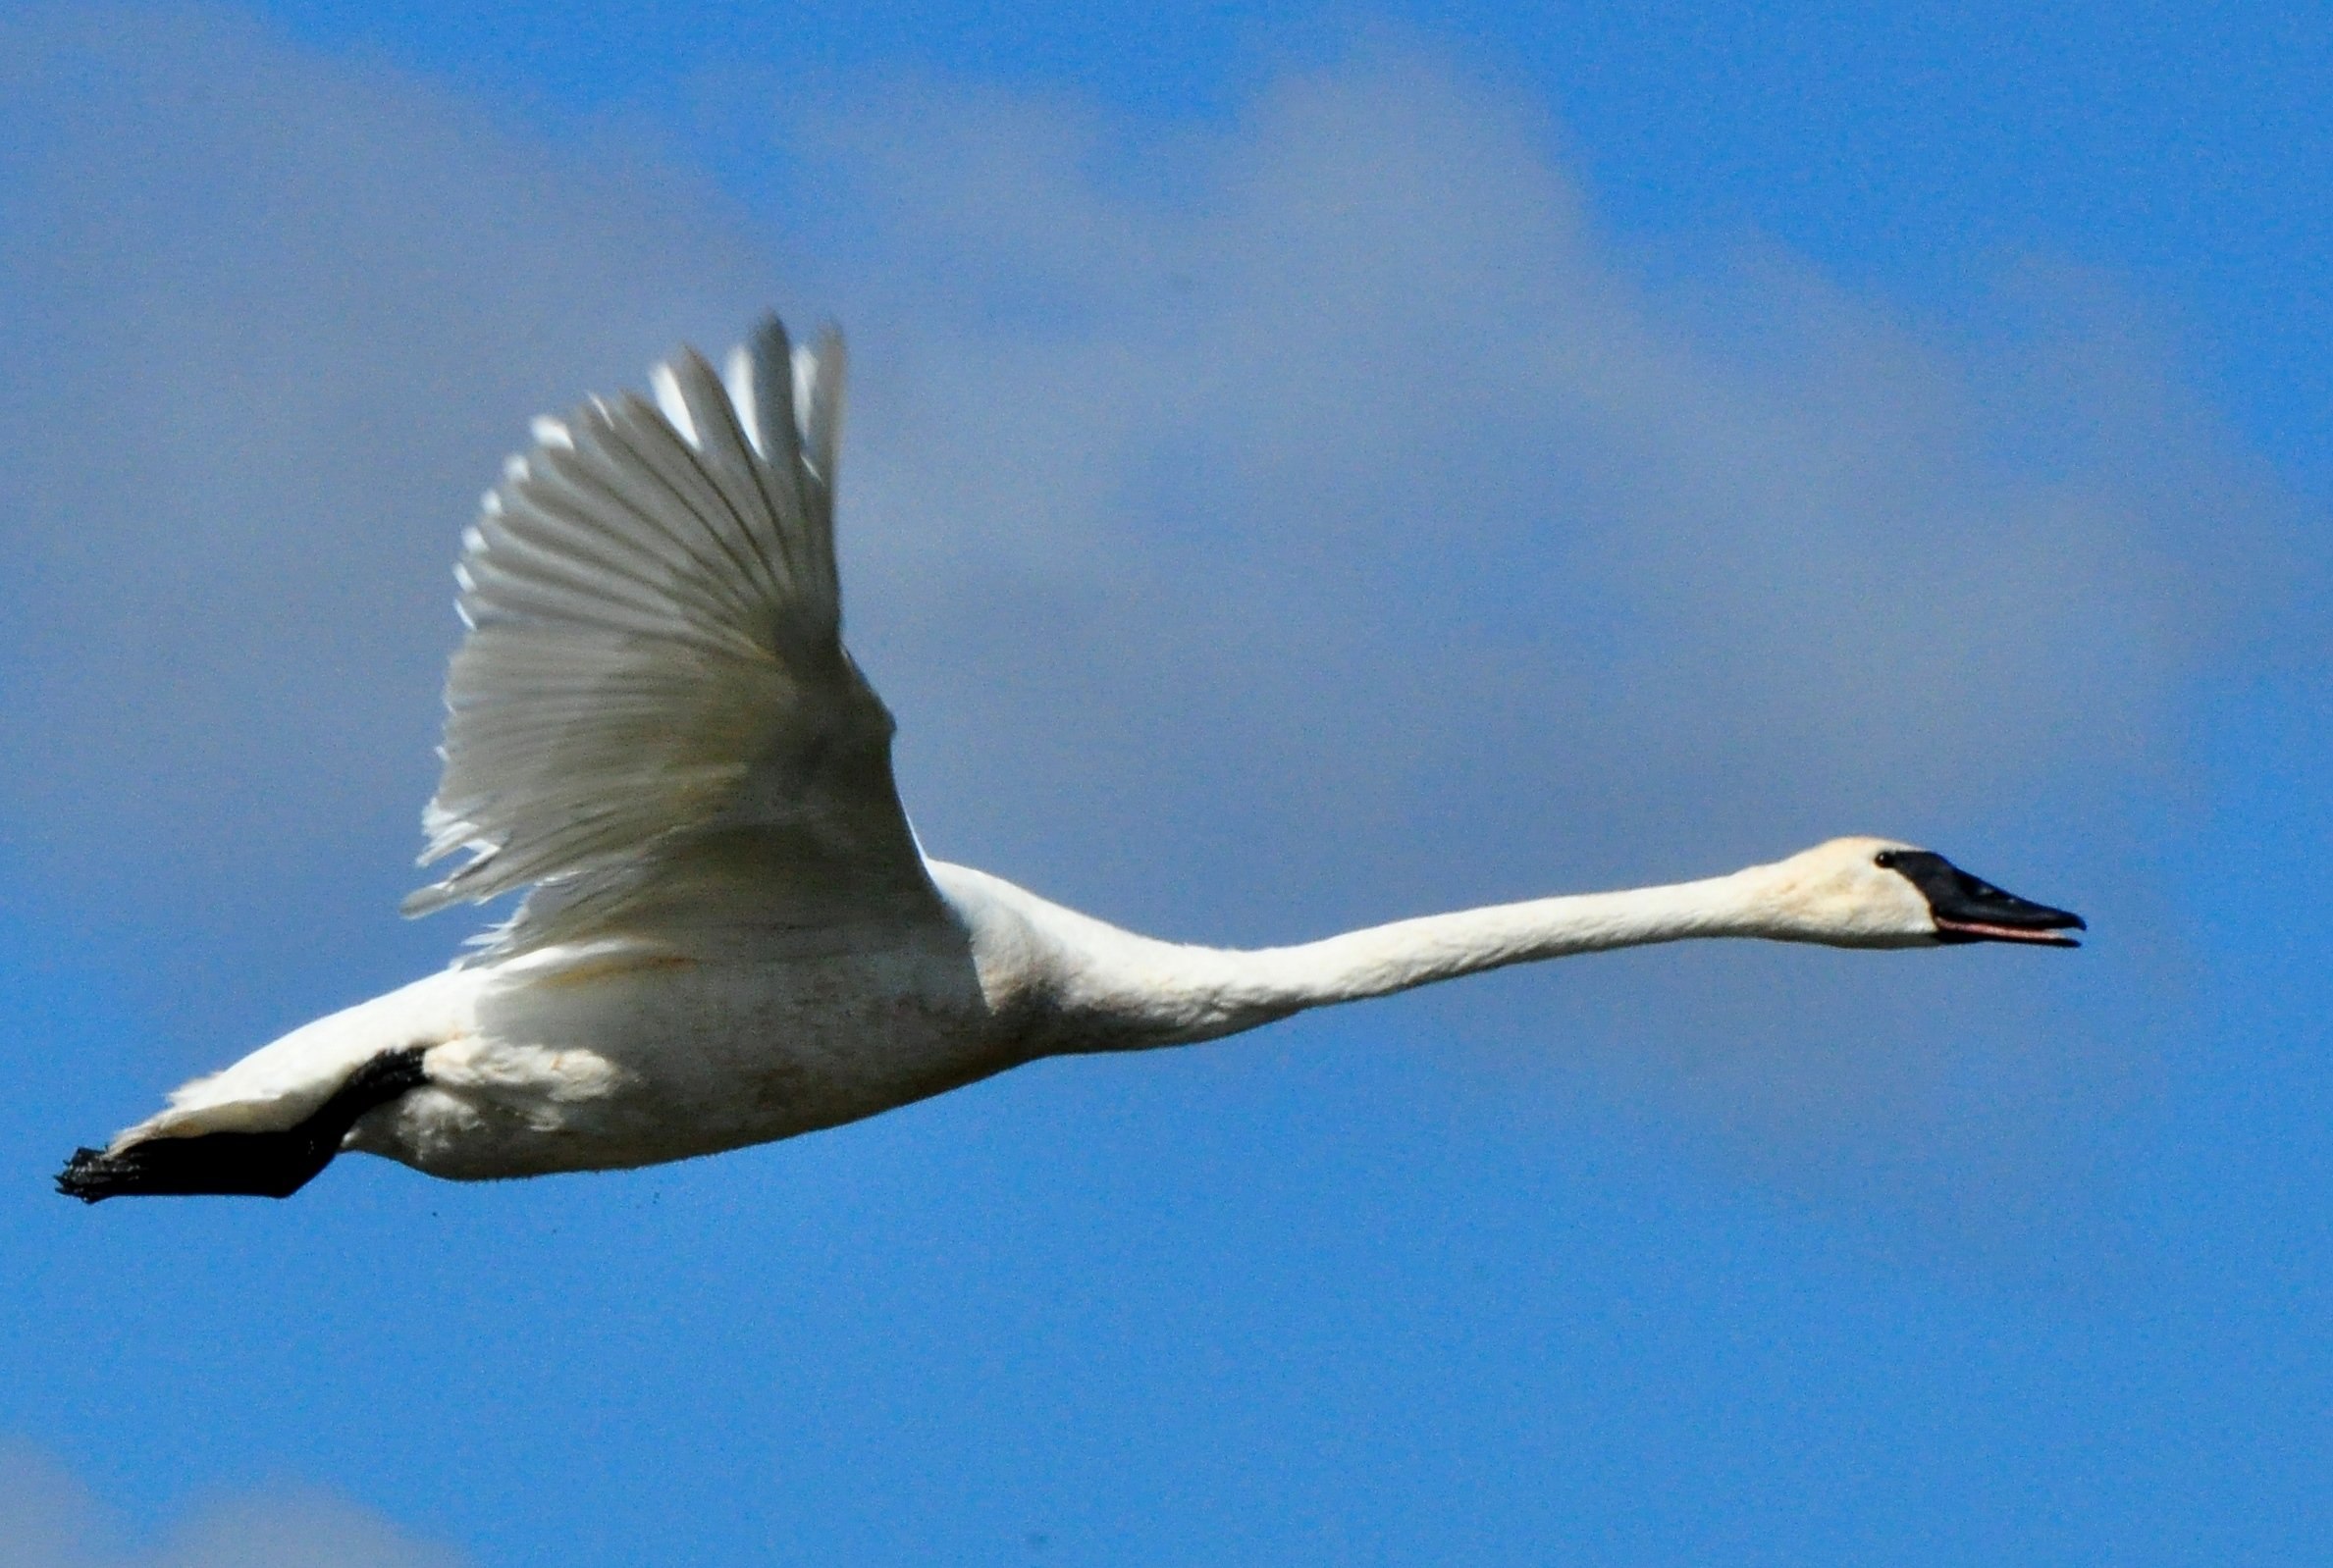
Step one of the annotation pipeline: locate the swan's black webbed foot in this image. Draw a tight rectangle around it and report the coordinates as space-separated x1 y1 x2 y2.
56 1047 430 1203
57 1130 336 1202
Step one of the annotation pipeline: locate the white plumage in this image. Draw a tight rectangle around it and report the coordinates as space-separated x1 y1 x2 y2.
58 315 2082 1202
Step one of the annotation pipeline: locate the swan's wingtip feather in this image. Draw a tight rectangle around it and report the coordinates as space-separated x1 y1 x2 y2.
398 884 455 918
403 825 490 915
744 311 790 360
650 360 700 448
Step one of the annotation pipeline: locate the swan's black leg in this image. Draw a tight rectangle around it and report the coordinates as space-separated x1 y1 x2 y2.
56 1047 431 1203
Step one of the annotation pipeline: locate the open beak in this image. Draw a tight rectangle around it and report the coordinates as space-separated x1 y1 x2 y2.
1932 913 2085 947
1878 850 2086 949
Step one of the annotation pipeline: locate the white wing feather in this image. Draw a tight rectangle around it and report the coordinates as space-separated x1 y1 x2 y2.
406 317 936 955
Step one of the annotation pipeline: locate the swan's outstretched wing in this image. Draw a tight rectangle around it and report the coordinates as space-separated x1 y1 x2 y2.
405 317 939 955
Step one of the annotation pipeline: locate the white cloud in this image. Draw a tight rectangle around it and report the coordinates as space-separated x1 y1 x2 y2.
0 1442 460 1568
794 56 2270 913
0 5 775 1011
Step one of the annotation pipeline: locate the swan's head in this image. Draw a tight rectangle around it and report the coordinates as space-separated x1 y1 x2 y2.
1750 836 2086 949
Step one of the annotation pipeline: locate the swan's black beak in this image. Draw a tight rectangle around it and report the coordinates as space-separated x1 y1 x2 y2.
1875 850 2086 948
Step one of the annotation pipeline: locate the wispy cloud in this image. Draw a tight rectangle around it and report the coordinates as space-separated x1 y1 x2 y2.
0 1441 461 1568
797 57 2290 897
0 7 768 939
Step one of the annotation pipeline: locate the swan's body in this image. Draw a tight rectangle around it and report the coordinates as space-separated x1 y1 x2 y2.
59 318 2082 1201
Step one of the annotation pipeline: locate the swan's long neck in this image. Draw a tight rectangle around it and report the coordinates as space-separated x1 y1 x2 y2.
963 864 1780 1056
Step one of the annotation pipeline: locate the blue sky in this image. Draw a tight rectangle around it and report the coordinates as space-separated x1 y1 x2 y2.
1 3 2327 1563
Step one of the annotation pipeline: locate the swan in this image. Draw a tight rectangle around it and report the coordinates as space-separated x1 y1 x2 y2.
56 316 2083 1203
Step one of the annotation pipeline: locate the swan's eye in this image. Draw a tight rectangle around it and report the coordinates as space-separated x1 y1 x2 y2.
1874 850 1900 869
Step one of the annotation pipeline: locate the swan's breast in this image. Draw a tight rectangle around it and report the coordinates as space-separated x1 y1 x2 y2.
359 932 1013 1178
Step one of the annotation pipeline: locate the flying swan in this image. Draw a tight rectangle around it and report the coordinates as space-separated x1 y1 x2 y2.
58 317 2083 1202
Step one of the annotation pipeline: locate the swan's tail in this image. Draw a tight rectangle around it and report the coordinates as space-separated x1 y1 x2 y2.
56 1048 430 1203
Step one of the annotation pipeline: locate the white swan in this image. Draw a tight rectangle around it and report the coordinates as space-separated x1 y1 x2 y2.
58 317 2083 1202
